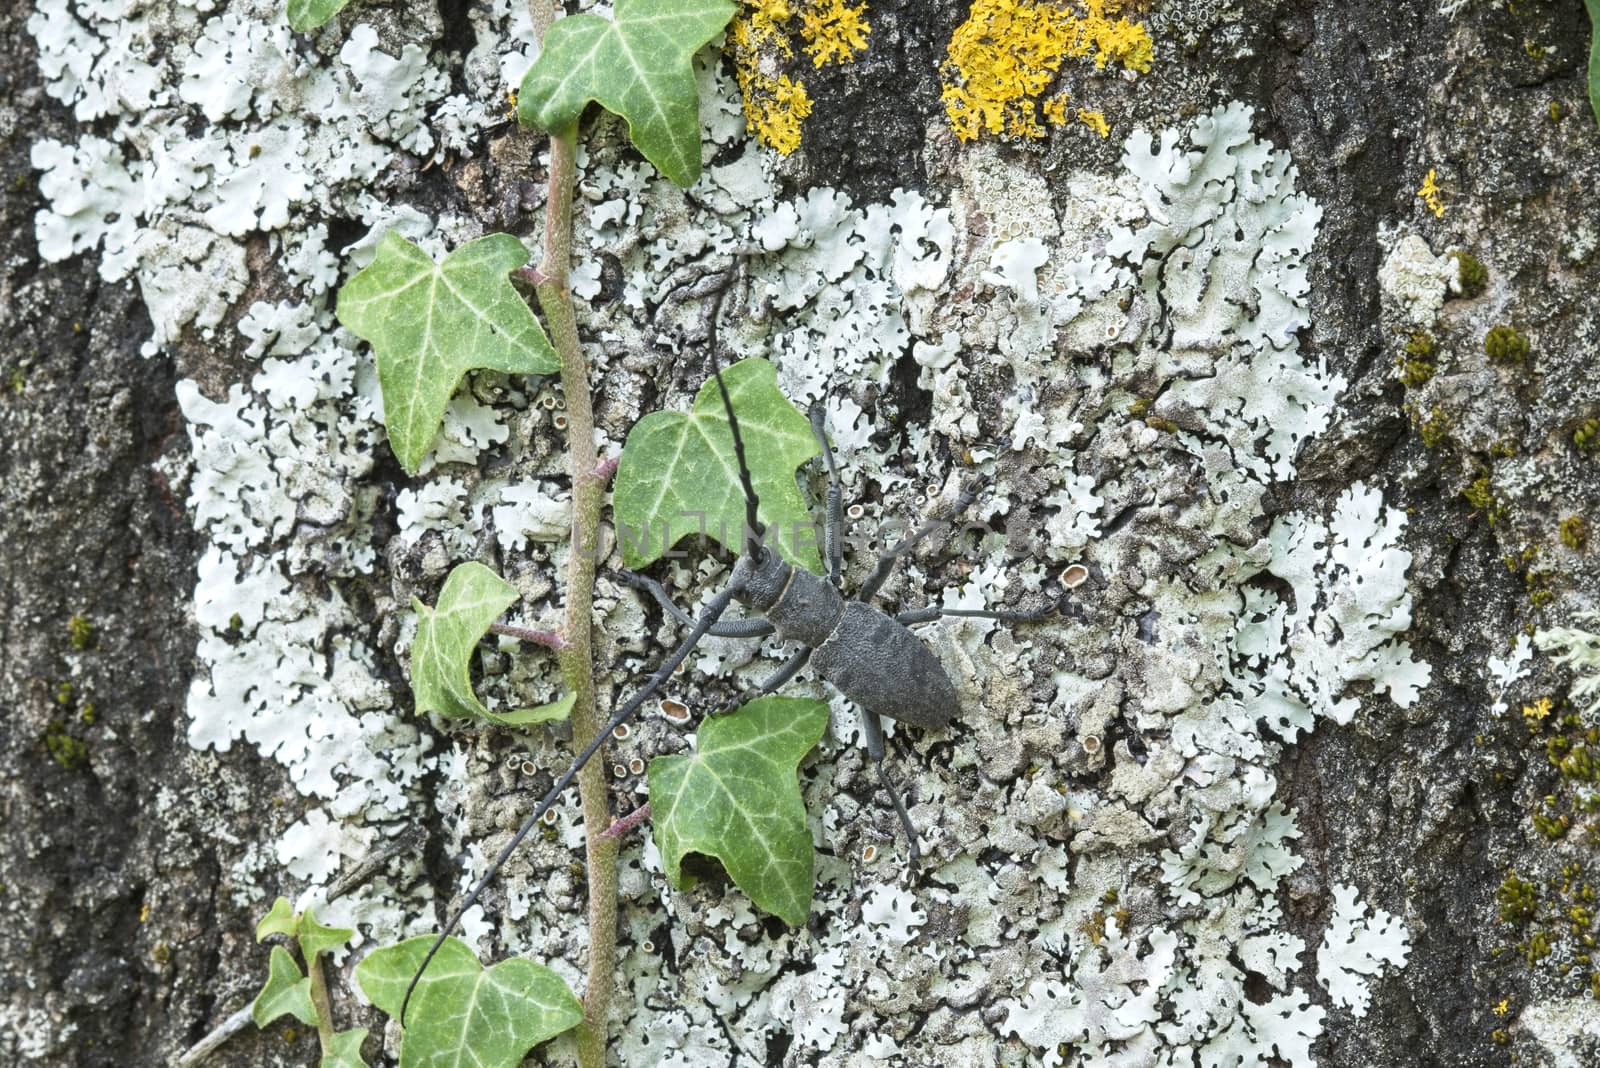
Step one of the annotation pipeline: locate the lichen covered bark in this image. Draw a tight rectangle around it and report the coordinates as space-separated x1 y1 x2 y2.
5 1 1600 1067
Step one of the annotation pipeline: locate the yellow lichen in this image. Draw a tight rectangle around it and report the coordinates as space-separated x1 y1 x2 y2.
1417 168 1446 218
941 0 1072 141
1524 697 1553 725
732 0 869 154
940 0 1154 143
801 0 870 67
750 0 792 20
1043 94 1071 126
737 70 814 155
732 3 793 62
1078 107 1111 136
764 75 814 154
1082 0 1153 71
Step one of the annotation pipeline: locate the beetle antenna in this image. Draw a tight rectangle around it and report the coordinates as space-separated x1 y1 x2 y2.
705 264 765 558
398 574 747 1026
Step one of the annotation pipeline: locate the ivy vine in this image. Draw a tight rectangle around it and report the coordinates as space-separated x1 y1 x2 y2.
252 1 842 1065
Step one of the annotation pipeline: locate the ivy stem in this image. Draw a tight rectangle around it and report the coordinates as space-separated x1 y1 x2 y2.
488 621 567 650
530 4 617 1066
513 265 550 287
306 948 336 1056
599 802 651 841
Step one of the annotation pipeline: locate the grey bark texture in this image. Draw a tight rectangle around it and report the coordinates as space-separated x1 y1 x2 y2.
2 1 1599 1067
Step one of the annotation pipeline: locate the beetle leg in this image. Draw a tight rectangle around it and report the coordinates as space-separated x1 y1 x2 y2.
858 477 990 603
860 709 921 868
700 647 814 721
615 569 775 638
741 646 811 704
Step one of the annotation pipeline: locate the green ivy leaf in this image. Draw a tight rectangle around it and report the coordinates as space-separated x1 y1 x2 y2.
516 0 736 186
648 695 829 925
614 358 823 573
336 232 557 474
319 1028 371 1068
355 936 582 1068
287 0 352 31
298 908 355 962
252 945 319 1029
255 896 299 942
480 690 578 727
411 562 572 725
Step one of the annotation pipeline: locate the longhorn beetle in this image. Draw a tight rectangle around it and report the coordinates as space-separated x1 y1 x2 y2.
401 263 1061 1020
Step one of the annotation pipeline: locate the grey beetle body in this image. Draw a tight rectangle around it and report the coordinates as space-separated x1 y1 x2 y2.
812 602 959 730
733 552 959 730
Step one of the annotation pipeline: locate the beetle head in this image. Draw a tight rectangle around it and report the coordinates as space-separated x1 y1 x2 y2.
731 549 789 610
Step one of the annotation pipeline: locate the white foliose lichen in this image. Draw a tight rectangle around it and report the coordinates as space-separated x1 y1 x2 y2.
1536 612 1600 721
949 103 1422 1066
1316 884 1411 1018
1379 232 1456 327
1487 632 1535 717
28 3 1428 1063
1239 482 1433 738
23 0 530 953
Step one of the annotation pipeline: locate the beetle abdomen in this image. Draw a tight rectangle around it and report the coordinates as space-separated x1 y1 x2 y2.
810 602 959 730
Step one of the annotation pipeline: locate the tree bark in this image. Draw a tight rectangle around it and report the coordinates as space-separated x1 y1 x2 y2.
3 2 1599 1067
